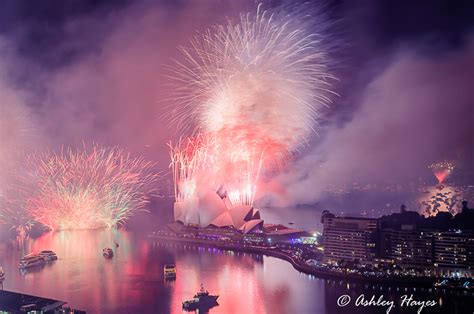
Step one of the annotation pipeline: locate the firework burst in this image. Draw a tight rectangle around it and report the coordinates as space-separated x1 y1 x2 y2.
429 161 455 184
172 3 336 151
169 134 220 202
26 145 158 230
169 3 336 209
213 130 287 206
169 130 287 207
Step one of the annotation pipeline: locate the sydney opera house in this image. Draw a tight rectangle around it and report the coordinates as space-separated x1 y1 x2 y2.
173 191 264 234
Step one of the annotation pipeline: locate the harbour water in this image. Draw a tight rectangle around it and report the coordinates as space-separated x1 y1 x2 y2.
0 229 472 314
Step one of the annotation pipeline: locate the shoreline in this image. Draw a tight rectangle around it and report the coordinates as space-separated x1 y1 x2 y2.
149 233 442 288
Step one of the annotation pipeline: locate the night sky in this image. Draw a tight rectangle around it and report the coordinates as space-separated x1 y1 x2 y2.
0 0 473 210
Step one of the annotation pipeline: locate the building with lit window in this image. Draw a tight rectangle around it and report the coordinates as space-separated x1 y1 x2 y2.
433 231 472 276
322 209 474 276
379 226 434 267
322 216 378 263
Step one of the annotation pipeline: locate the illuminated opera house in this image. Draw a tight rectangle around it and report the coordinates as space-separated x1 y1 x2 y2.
173 190 264 234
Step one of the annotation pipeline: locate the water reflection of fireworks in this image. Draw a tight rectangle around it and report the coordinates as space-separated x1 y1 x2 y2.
418 184 472 217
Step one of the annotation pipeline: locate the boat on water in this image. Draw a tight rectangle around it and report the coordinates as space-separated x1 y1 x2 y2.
434 278 473 290
39 250 58 261
19 253 45 269
434 279 449 287
0 266 4 281
462 281 472 290
182 284 218 311
163 264 176 279
103 248 114 258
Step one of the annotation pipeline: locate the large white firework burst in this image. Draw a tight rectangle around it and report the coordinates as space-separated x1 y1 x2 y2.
172 3 337 151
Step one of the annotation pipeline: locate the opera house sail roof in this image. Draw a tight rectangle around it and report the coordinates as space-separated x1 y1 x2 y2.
173 190 263 233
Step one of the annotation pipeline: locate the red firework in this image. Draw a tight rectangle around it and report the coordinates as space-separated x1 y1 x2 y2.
429 161 455 184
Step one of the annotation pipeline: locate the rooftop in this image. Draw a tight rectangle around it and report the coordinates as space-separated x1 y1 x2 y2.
0 290 84 313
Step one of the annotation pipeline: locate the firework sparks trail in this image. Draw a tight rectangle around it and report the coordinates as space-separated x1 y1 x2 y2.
429 161 455 184
26 145 158 230
169 134 221 202
169 131 287 207
212 130 287 206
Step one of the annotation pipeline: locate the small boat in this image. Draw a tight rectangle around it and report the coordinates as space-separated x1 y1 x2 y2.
182 284 218 311
39 250 58 261
19 253 45 269
103 248 114 258
434 279 448 287
163 264 176 279
0 267 4 281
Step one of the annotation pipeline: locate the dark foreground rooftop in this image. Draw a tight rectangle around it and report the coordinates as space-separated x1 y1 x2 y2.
0 290 85 313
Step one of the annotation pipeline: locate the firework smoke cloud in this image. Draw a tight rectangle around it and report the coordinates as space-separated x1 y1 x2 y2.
0 73 37 235
0 87 34 186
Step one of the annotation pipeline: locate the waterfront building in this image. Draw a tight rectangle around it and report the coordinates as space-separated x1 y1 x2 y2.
173 190 264 233
379 226 434 267
263 224 309 244
322 216 378 263
321 209 474 276
433 231 473 277
467 235 474 269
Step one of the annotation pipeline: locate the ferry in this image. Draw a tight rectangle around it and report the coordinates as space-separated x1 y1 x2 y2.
39 250 58 261
182 284 218 311
163 264 176 279
0 266 4 281
19 253 45 269
103 248 114 258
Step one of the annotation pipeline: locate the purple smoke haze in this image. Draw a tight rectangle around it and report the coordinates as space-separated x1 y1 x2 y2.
262 38 474 207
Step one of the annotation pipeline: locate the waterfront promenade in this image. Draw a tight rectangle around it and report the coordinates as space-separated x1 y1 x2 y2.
149 232 440 287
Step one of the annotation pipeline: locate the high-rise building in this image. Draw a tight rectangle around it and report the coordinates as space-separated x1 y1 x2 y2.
321 209 474 276
379 226 433 267
433 231 472 276
467 235 474 269
322 216 378 263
